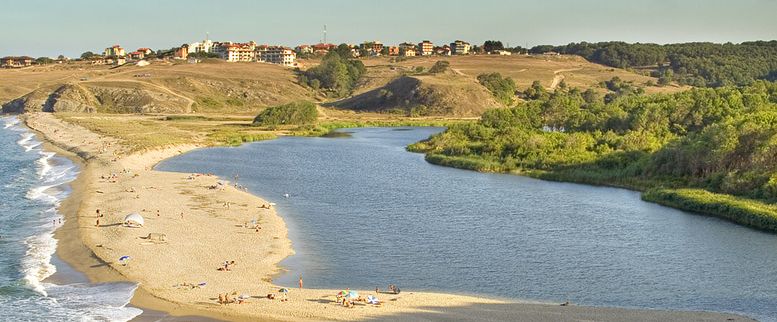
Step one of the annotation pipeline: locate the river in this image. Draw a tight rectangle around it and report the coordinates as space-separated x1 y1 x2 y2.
157 127 777 321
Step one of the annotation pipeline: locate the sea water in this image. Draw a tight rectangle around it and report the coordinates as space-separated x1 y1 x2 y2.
0 116 142 321
158 127 777 322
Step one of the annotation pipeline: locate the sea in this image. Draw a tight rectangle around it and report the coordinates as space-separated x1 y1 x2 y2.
0 116 142 321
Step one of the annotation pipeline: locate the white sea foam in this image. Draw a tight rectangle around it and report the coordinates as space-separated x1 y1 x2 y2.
2 116 20 128
6 116 143 321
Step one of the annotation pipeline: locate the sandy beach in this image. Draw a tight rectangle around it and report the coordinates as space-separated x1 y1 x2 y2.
23 112 754 322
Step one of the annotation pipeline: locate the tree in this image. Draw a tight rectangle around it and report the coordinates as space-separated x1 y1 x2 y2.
483 40 505 53
57 55 65 60
658 69 673 86
80 51 95 60
428 61 450 74
35 57 54 64
477 73 517 105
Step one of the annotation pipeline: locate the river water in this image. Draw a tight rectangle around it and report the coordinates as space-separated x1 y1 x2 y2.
157 127 777 321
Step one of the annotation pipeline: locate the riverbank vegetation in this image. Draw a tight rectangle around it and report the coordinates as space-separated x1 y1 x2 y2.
409 80 777 231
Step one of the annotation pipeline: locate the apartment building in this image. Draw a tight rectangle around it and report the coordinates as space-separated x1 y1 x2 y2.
257 46 297 66
418 40 434 56
450 40 471 55
215 42 256 62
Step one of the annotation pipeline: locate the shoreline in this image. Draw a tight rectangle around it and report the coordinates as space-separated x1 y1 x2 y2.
23 112 754 322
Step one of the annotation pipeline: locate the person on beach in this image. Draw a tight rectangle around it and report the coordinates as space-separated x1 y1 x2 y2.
298 276 303 290
95 218 99 227
96 209 102 217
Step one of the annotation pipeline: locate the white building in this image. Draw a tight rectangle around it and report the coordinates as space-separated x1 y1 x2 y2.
257 46 297 66
189 39 215 53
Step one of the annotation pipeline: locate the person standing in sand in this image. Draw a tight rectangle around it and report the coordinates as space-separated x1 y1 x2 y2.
298 276 303 290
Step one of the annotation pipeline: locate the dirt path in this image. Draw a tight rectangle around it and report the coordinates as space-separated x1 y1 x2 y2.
550 68 582 89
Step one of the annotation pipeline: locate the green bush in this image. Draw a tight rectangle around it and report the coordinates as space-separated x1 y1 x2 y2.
253 101 319 126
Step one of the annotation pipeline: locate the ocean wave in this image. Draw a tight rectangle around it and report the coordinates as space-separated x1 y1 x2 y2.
4 118 143 321
2 116 20 129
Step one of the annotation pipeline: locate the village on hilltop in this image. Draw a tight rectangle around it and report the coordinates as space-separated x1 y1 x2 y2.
1 36 534 69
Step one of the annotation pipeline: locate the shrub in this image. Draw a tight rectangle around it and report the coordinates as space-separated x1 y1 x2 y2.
253 101 318 126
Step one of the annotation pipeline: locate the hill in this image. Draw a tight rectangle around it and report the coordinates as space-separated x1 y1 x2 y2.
331 73 502 117
356 54 687 95
1 60 313 114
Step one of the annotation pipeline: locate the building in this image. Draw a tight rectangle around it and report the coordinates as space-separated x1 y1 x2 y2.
399 42 417 57
129 51 145 60
137 48 153 55
104 45 125 57
257 46 297 66
114 57 126 65
189 39 214 53
0 56 33 68
388 46 399 56
434 45 452 56
450 40 471 55
217 42 256 62
311 43 336 55
418 40 434 56
494 50 512 56
295 45 313 55
174 44 189 59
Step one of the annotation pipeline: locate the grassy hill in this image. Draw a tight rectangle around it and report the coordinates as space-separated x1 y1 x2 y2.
331 73 502 117
357 54 687 95
1 60 313 114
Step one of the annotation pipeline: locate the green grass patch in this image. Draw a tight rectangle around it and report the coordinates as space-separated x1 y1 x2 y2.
643 188 777 232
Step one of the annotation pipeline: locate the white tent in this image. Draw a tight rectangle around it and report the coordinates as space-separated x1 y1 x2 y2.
123 213 144 227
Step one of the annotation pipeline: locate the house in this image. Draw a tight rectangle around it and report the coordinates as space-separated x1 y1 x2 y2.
114 57 126 65
257 46 297 66
494 50 512 56
129 51 145 60
418 40 434 56
434 45 452 56
0 56 34 68
137 48 153 55
450 40 471 55
295 45 313 54
104 44 125 57
312 43 336 55
399 43 417 57
388 46 399 56
174 44 189 59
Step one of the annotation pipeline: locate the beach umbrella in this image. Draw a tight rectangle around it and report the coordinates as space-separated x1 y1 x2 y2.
346 291 358 298
119 255 130 261
278 288 289 293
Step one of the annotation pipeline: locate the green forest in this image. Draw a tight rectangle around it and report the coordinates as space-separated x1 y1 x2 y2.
529 41 777 87
409 81 777 231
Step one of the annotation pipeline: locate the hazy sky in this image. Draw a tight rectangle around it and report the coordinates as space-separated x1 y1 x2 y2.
2 0 777 57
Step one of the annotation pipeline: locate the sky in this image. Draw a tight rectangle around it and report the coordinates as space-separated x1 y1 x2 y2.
2 0 777 57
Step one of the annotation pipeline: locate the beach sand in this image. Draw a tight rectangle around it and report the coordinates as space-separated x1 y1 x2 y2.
25 112 753 321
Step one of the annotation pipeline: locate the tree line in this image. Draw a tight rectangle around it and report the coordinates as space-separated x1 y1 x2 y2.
526 41 777 87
